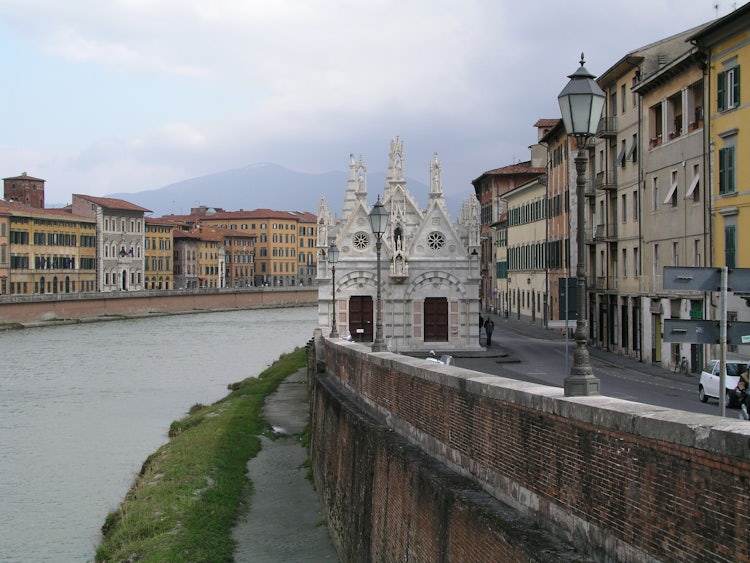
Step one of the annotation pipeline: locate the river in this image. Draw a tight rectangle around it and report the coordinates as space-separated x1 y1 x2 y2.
0 306 318 562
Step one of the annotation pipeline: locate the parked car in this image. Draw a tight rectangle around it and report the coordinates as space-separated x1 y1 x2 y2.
698 360 750 407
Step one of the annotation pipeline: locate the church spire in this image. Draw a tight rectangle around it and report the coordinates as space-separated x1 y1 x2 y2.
342 153 367 218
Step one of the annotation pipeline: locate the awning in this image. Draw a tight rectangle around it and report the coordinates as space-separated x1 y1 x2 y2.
663 178 678 205
685 172 700 198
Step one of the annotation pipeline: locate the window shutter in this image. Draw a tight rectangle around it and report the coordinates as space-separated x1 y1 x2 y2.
719 147 726 194
718 71 726 112
733 66 741 108
727 146 736 192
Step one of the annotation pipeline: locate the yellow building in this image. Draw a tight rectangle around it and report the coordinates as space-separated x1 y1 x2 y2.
1 201 96 295
691 4 750 321
144 217 174 290
161 206 316 287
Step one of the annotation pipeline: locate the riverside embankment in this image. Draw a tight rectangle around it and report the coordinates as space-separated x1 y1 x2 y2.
96 347 336 562
0 286 317 327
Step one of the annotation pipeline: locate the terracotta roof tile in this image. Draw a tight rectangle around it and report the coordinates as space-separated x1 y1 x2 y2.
73 194 152 213
533 118 560 128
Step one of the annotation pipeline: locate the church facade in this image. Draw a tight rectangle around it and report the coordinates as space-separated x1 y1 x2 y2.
317 137 483 353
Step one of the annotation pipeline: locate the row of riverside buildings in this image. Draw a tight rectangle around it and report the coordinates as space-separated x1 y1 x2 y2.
473 6 750 373
0 173 317 295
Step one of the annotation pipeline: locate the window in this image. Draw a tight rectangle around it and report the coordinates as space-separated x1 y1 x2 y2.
719 146 736 194
664 170 678 207
633 190 639 220
672 242 679 266
627 133 638 163
652 177 659 211
686 164 700 202
718 65 740 111
621 84 626 114
622 248 628 277
633 247 639 276
618 139 627 167
621 194 627 222
725 224 736 268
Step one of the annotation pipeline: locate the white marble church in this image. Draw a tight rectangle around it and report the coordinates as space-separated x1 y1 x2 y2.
317 137 483 353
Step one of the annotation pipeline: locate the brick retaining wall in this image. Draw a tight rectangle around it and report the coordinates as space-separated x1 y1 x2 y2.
309 335 750 562
0 288 317 325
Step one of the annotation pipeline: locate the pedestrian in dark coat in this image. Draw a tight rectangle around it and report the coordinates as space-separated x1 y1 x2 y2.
484 318 495 346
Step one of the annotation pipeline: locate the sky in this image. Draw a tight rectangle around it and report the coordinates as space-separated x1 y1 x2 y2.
0 0 746 212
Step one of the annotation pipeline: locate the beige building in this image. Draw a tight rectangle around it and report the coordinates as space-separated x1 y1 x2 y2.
503 175 548 323
633 48 708 371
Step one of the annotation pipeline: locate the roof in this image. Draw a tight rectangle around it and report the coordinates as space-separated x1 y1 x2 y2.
0 199 94 222
3 173 46 182
688 3 750 46
159 207 316 223
472 160 547 186
533 119 560 128
73 194 152 213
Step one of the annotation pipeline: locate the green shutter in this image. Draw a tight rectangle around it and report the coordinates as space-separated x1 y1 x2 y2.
727 146 736 193
718 71 726 111
719 147 726 194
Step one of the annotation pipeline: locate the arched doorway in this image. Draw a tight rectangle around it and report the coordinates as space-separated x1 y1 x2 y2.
121 270 128 291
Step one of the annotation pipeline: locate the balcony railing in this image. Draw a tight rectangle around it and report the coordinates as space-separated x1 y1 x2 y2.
595 170 617 190
596 117 617 138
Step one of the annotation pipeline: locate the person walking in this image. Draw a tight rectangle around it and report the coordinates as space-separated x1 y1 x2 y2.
484 317 495 346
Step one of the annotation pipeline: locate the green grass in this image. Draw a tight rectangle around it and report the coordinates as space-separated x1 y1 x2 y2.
95 347 308 562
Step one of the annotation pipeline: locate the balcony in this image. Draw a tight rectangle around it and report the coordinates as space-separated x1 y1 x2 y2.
596 116 618 138
595 170 617 190
584 181 596 198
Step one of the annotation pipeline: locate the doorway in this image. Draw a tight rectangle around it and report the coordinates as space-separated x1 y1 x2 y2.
424 297 448 341
349 295 373 342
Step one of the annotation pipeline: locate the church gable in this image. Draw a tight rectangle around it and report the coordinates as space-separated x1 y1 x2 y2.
318 137 482 353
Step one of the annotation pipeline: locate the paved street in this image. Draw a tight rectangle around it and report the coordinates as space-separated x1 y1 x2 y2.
459 312 739 419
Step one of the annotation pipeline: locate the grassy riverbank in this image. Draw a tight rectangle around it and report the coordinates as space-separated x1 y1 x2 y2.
95 347 308 562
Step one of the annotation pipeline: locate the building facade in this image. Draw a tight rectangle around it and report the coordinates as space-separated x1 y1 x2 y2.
71 195 151 292
317 139 482 352
144 217 174 290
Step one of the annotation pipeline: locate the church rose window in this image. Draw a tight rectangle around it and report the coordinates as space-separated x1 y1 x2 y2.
427 231 445 250
352 231 370 250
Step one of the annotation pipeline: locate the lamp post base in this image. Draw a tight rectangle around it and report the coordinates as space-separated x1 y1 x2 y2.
564 374 600 396
371 340 386 352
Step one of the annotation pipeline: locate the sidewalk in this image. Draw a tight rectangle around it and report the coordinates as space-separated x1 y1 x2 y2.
232 368 338 562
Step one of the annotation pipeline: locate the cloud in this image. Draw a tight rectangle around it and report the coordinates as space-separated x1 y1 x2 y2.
0 0 745 208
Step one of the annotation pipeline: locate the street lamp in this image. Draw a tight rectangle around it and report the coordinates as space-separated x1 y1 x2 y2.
369 196 389 352
557 53 605 397
328 242 340 338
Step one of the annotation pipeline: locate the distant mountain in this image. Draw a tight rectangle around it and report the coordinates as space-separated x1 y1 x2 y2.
107 163 430 218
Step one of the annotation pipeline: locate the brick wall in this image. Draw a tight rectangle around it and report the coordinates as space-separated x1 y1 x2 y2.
0 288 317 325
310 337 750 562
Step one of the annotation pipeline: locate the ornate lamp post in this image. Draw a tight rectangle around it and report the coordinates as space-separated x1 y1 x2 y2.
557 53 605 397
328 242 340 338
369 196 389 352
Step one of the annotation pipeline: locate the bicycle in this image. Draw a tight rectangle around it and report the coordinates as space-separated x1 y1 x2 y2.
673 355 689 375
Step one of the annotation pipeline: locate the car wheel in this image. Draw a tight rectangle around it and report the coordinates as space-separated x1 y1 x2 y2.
699 385 708 403
725 390 733 408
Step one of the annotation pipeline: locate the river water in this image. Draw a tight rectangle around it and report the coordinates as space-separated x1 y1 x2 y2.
0 306 318 562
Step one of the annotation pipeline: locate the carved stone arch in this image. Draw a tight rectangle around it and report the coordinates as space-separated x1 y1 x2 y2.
406 271 466 297
337 270 378 292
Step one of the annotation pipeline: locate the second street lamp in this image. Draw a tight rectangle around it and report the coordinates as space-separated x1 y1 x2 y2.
328 242 340 338
557 53 605 397
369 196 389 352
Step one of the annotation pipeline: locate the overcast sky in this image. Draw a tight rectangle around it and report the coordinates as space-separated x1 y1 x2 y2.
0 0 745 210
